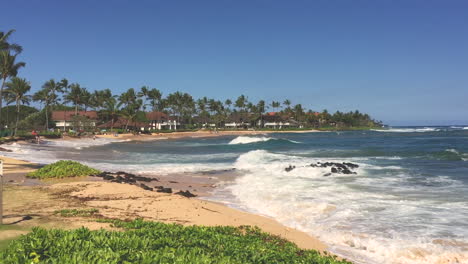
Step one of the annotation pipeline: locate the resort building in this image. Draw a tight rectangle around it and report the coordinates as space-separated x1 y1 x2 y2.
262 112 300 129
51 111 98 129
146 111 179 130
224 113 251 129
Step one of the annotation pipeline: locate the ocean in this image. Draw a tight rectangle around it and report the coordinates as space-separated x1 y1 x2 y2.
4 126 468 264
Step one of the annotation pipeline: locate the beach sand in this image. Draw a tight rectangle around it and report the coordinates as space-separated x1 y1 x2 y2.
95 129 320 141
0 155 327 252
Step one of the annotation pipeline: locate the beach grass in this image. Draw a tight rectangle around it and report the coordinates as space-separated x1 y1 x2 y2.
0 219 352 264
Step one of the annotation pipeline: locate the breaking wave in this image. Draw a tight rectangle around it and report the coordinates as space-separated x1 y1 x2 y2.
228 136 299 145
372 127 439 133
221 150 468 264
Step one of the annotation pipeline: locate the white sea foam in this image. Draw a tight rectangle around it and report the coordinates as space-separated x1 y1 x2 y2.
228 136 299 145
228 136 274 144
464 127 468 130
372 127 439 133
445 148 468 161
221 150 468 264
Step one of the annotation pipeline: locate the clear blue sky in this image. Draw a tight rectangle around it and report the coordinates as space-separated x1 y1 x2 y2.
3 0 468 125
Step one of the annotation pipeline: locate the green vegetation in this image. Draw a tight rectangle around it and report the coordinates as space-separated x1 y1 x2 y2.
54 208 99 217
26 160 101 179
0 219 351 264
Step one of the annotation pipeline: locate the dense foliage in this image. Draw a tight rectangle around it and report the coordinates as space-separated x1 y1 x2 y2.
26 160 101 179
0 219 352 264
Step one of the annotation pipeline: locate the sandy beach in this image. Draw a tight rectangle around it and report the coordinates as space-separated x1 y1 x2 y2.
95 129 320 141
0 153 327 253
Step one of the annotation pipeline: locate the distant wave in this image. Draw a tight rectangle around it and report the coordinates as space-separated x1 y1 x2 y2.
443 149 468 161
372 127 439 133
464 127 468 130
228 136 299 145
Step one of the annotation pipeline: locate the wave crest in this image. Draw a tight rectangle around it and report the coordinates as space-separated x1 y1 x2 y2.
228 136 299 145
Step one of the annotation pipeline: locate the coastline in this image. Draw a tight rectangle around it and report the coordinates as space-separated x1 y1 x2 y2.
0 155 328 253
95 129 321 141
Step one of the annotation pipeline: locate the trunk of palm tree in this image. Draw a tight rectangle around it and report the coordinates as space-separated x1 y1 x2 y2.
75 104 78 115
110 117 114 132
0 78 6 130
14 98 19 136
125 119 130 131
45 104 49 130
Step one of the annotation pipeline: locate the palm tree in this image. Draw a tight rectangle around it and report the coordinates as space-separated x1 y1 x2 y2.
0 30 22 54
33 85 58 130
235 95 247 112
270 101 280 113
283 99 291 109
0 51 25 128
139 86 162 111
4 77 31 136
119 88 137 109
103 97 121 132
64 83 84 115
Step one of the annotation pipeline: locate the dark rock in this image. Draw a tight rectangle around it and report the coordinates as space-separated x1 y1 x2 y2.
323 173 332 177
343 162 359 168
139 183 153 191
309 161 359 175
102 175 114 181
156 187 172 193
175 190 197 198
285 165 296 172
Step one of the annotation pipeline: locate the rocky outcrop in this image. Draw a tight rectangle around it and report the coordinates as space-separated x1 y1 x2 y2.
284 162 359 175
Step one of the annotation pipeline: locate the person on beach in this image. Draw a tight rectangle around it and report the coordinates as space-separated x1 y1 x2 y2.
31 130 40 144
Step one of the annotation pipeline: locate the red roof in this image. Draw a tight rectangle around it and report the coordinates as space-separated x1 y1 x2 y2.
267 112 278 116
51 111 98 121
146 111 168 121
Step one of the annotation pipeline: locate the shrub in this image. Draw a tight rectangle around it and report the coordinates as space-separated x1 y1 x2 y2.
0 219 352 264
26 160 101 179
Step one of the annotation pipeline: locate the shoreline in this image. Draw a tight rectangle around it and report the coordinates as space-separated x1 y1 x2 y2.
94 129 321 141
0 155 328 253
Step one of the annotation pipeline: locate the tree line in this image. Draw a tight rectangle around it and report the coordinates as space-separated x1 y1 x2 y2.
0 29 381 135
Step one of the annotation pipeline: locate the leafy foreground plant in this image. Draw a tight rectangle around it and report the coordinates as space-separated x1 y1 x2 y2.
0 219 352 264
26 160 101 179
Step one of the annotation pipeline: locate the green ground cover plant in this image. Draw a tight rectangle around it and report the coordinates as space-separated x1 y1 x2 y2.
0 219 352 264
54 208 99 217
26 160 101 179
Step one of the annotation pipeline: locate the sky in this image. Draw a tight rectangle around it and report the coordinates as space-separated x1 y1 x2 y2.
2 0 468 126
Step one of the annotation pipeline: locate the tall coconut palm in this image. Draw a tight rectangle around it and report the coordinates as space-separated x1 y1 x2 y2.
4 77 31 136
0 51 25 128
0 30 22 54
138 86 162 111
119 88 137 109
33 84 58 130
235 95 247 112
64 83 85 115
102 97 121 132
